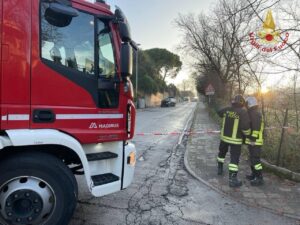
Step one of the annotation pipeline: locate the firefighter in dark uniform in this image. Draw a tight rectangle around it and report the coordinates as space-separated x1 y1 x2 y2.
245 96 264 186
217 95 251 187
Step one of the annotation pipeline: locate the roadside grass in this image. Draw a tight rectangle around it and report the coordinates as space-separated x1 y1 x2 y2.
263 109 300 173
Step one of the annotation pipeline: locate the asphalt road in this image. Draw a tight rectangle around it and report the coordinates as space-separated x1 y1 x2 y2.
70 102 297 225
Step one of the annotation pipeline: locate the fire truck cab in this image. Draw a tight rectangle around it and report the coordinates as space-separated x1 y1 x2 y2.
0 0 136 224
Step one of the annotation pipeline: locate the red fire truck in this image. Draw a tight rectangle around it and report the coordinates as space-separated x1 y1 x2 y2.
0 0 137 224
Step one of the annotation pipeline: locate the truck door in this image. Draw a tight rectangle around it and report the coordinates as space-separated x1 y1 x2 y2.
30 1 126 143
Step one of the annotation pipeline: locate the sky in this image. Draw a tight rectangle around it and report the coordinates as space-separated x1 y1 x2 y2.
107 0 215 85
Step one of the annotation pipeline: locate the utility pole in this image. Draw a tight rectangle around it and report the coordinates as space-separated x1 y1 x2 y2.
135 43 141 108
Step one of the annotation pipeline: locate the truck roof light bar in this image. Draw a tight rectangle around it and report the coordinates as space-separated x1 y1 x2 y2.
84 0 107 3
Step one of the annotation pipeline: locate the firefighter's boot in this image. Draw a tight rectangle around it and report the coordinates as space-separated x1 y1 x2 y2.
229 172 242 188
217 162 223 175
246 166 255 181
250 170 264 186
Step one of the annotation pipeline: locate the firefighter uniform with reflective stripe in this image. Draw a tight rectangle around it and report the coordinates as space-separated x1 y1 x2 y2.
217 106 250 174
245 108 264 146
219 107 251 145
245 105 264 185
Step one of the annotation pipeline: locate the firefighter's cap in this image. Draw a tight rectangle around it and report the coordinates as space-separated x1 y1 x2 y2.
232 94 245 106
246 96 258 108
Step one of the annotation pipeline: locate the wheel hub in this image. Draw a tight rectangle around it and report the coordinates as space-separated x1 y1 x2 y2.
0 177 55 225
5 189 43 223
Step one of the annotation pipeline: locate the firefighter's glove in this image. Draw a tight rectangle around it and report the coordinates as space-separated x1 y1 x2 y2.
249 141 256 146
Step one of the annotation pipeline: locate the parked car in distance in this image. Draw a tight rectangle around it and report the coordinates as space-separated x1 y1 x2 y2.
183 97 190 102
161 97 176 107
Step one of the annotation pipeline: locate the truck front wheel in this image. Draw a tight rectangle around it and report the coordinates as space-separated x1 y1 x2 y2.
0 151 78 225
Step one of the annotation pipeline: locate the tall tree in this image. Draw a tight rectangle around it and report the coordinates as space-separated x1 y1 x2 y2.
144 48 182 82
133 49 180 95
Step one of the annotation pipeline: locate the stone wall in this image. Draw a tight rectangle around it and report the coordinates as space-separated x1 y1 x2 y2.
139 92 168 108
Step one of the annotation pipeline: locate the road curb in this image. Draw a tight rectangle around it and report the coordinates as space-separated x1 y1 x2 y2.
184 146 300 221
177 103 198 145
183 107 300 221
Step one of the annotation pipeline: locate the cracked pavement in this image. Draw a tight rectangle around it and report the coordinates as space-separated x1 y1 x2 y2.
70 102 298 225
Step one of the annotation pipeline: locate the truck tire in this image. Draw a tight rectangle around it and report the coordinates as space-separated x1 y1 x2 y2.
0 151 78 225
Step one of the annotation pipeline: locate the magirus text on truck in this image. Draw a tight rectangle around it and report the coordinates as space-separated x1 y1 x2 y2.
0 0 137 224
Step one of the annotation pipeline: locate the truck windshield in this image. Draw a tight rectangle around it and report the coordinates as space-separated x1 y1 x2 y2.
98 21 116 79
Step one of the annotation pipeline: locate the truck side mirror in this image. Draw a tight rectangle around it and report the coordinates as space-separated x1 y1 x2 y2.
120 43 133 77
115 7 131 42
45 3 79 27
118 22 131 42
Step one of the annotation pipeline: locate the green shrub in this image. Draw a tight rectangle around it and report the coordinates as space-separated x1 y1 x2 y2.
138 74 158 94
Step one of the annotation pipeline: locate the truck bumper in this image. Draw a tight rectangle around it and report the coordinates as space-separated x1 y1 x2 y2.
122 142 136 189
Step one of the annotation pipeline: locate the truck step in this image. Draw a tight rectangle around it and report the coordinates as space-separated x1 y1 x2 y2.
92 173 119 186
86 152 118 162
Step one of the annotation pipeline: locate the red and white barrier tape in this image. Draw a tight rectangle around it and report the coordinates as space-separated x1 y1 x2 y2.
136 130 220 136
135 126 296 136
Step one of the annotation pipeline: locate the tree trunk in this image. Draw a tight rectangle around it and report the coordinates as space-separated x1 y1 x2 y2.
276 108 289 166
293 74 299 132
